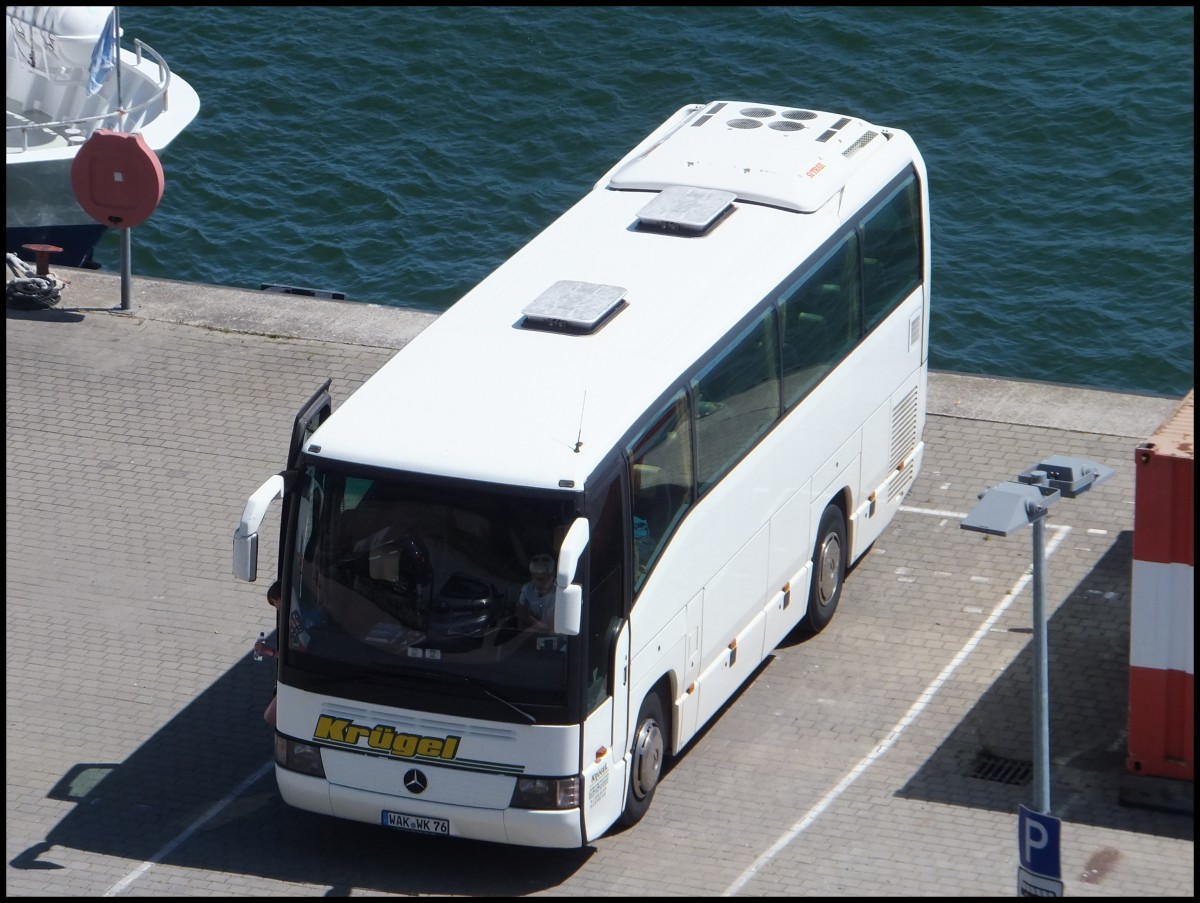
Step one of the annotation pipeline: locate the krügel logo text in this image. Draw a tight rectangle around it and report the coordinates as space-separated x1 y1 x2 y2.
314 715 461 761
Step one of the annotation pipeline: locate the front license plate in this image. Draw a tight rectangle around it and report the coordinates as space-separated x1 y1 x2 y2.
381 810 450 836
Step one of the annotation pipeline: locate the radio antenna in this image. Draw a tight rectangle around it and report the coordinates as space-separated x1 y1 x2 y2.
574 391 587 453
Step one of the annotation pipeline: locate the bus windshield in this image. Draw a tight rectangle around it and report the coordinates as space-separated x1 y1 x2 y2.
282 463 580 715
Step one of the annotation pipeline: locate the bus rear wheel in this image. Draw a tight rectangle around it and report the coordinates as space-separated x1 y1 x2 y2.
617 691 666 828
803 503 846 635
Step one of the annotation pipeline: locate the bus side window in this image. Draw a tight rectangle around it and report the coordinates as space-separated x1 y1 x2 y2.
779 232 859 407
690 306 780 494
861 174 922 331
628 391 692 592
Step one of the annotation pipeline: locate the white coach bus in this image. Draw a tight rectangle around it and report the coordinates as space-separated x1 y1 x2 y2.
233 99 930 847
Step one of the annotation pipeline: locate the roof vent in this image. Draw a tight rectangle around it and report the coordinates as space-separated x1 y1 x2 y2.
843 130 879 158
521 280 627 335
636 185 736 236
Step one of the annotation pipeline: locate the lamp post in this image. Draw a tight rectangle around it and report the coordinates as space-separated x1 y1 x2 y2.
961 454 1114 812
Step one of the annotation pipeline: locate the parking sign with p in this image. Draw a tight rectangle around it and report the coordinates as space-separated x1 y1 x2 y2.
1017 805 1063 896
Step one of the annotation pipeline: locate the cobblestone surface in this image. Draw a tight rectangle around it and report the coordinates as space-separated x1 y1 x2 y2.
6 272 1192 896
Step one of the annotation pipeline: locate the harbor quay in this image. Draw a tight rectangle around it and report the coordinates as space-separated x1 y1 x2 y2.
6 266 1193 897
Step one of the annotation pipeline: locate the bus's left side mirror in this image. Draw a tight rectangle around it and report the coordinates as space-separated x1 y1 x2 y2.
232 474 285 582
553 517 589 636
232 530 259 582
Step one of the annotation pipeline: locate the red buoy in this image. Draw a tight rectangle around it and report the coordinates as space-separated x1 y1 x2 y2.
70 129 165 229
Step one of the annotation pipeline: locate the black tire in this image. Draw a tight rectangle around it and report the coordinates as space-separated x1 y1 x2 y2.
617 691 667 828
802 503 846 635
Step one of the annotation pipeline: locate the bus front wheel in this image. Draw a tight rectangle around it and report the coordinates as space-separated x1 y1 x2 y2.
617 691 666 828
803 503 846 635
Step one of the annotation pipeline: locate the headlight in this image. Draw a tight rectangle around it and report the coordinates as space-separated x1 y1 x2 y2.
509 775 581 810
275 735 326 778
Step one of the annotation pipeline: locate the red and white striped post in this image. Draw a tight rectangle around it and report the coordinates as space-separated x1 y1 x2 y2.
1127 390 1194 782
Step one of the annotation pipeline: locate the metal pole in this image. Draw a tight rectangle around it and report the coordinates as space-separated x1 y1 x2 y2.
120 228 134 311
112 7 135 313
1030 512 1051 814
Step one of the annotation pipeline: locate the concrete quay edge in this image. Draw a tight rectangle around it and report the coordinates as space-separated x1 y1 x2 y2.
47 265 1189 441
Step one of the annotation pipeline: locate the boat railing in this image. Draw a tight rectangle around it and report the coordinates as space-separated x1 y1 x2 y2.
6 38 175 153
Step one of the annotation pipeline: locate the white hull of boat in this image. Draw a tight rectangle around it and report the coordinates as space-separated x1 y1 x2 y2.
6 7 201 266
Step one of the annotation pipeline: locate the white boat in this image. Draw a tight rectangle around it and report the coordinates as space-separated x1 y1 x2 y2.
6 6 200 268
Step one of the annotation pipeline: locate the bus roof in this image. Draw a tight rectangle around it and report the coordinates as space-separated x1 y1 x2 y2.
307 100 922 491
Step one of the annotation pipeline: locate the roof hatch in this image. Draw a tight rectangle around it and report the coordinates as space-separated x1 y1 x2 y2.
636 185 736 235
520 280 628 335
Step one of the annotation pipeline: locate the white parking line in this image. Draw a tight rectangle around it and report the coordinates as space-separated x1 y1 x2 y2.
103 760 274 896
722 511 1072 896
899 504 973 519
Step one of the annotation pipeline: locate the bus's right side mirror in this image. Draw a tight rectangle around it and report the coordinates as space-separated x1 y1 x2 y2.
553 517 589 637
232 474 285 582
554 584 582 637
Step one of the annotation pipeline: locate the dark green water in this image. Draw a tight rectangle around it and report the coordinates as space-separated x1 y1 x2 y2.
95 7 1194 397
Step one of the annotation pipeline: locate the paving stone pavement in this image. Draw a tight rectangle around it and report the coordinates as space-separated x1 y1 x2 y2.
6 268 1193 897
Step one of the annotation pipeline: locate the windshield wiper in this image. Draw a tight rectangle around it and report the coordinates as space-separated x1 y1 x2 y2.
407 668 536 724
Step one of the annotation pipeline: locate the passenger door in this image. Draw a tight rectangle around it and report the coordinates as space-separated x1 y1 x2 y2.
582 622 629 841
580 469 631 840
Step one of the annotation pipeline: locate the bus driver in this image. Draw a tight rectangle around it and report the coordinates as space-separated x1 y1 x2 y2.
517 553 556 631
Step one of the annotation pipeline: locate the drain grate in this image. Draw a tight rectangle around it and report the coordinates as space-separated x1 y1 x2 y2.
971 754 1033 785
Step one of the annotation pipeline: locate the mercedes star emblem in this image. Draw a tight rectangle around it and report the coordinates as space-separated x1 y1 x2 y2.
404 769 428 794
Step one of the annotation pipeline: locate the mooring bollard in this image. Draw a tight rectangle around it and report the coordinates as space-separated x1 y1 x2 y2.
21 243 63 277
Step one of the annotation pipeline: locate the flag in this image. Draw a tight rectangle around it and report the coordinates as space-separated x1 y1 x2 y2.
86 10 118 97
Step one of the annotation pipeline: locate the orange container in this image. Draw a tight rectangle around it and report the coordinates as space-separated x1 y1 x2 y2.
1127 390 1194 781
